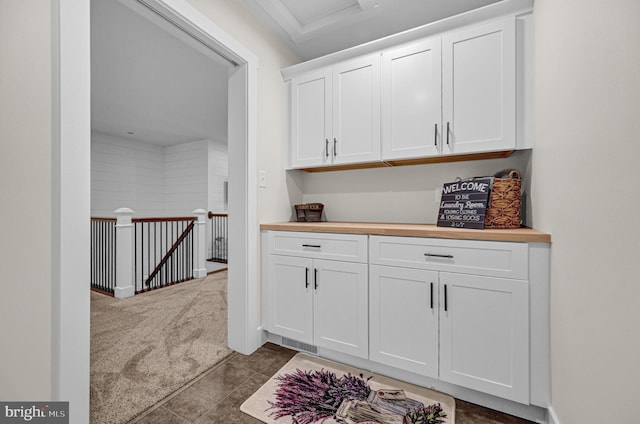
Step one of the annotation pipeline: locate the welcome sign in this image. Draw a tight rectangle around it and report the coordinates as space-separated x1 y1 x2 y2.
437 178 493 229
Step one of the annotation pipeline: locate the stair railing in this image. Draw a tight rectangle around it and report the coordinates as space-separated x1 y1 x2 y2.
208 212 228 263
90 217 117 295
133 216 196 293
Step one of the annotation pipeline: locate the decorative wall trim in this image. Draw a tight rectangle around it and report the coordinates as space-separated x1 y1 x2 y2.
281 0 533 80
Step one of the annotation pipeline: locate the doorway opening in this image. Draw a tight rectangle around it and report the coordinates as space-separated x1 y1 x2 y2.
52 0 260 420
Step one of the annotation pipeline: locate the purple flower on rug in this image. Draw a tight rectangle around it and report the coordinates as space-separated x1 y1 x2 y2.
267 368 372 424
403 403 448 424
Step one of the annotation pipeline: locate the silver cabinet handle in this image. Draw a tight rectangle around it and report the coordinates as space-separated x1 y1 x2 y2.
325 139 329 158
333 138 337 157
424 253 454 259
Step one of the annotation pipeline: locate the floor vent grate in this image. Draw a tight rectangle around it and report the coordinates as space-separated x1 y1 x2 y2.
281 337 318 354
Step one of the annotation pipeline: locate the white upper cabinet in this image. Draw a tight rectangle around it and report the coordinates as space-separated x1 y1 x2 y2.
382 38 442 160
290 54 381 168
290 68 332 168
287 11 527 169
332 56 381 165
442 18 516 154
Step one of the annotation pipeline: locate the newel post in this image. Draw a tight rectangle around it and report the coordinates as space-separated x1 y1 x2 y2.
192 209 208 279
114 207 135 299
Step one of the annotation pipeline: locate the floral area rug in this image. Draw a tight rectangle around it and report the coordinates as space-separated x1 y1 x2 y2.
241 353 455 424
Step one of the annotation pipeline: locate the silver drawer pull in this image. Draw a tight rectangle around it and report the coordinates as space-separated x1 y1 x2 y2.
302 244 321 248
424 253 454 259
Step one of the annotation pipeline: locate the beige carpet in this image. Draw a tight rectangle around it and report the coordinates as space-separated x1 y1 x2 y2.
241 353 455 424
90 271 232 424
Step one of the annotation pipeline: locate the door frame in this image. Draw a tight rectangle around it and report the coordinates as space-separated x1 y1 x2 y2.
52 1 259 421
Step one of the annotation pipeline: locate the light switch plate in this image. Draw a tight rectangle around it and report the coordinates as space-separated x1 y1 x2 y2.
259 170 267 188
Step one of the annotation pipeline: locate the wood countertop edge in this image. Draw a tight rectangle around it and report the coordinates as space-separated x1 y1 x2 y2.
259 222 551 243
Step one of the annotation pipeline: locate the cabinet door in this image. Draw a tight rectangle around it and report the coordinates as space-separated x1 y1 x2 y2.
382 38 442 160
439 272 529 403
332 54 381 165
442 17 516 154
313 259 368 358
291 68 332 168
267 255 314 344
370 265 439 377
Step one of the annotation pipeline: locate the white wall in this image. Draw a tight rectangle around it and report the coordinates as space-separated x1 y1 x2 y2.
165 140 209 215
302 151 532 224
184 0 302 224
0 1 52 400
91 132 165 216
208 140 228 212
91 134 226 217
532 1 640 423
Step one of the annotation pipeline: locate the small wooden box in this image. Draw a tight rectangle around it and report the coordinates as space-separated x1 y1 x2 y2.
294 203 324 222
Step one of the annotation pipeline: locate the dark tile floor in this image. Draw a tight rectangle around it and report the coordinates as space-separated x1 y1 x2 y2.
129 343 533 424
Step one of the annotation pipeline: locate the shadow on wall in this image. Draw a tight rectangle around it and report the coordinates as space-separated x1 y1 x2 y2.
290 150 532 225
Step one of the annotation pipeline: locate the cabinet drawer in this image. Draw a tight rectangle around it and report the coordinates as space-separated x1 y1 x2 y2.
268 231 368 263
370 236 527 279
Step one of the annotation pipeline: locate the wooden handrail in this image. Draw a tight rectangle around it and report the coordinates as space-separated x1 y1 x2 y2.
133 216 196 223
93 216 198 222
208 212 228 219
91 217 117 222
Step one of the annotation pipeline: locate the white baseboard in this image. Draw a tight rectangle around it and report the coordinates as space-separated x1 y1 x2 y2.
547 406 560 424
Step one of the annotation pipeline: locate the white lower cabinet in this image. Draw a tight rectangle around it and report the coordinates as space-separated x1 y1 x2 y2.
266 231 546 407
439 272 529 403
267 255 314 344
369 235 531 404
369 265 439 377
266 232 369 359
313 259 368 357
369 265 529 403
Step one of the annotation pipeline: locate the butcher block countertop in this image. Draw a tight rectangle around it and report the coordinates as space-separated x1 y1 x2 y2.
260 222 551 243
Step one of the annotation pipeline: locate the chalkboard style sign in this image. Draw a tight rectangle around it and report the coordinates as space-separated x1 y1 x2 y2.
437 178 493 229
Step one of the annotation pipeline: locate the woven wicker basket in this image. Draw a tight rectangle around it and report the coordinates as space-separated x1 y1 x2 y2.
485 170 522 229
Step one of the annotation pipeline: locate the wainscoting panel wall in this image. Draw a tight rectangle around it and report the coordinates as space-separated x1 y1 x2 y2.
91 132 165 217
91 133 228 217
